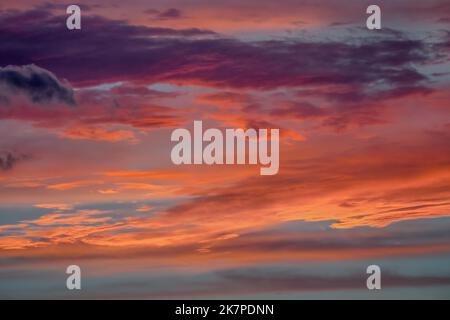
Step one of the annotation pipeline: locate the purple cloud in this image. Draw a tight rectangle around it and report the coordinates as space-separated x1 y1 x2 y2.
0 8 438 96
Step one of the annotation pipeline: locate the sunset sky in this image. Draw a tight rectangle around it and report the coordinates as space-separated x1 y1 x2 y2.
1 0 450 299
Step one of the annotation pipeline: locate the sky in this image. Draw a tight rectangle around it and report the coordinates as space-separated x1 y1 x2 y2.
0 0 450 299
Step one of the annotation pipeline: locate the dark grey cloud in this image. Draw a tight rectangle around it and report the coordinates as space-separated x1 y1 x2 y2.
87 267 450 298
145 8 183 20
209 218 450 255
0 65 75 105
0 151 29 171
437 17 450 23
213 267 450 295
3 258 450 299
158 8 182 19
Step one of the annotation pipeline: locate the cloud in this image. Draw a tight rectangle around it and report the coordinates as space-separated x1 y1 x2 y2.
1 8 446 137
0 65 187 136
33 203 73 211
197 91 253 108
1 217 450 298
47 180 102 191
136 205 153 212
0 65 75 105
23 210 111 227
158 8 183 19
146 8 183 20
270 101 325 119
206 268 450 297
0 151 28 171
97 189 119 195
0 9 440 95
437 17 450 23
109 83 178 98
61 125 138 143
100 170 184 181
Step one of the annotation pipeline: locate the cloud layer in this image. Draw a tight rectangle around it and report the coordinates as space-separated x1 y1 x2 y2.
0 1 449 299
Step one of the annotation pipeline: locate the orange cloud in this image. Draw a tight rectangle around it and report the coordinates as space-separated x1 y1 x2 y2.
97 189 119 195
61 125 138 143
101 170 183 181
136 205 153 212
47 180 103 191
34 203 73 211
